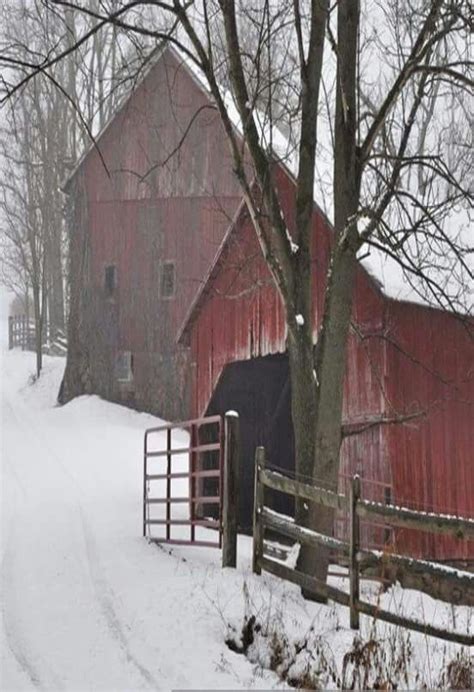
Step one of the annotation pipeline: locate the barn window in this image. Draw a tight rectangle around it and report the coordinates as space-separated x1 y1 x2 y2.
104 265 117 294
160 261 175 298
116 351 133 382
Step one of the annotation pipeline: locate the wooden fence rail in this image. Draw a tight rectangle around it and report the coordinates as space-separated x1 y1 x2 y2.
357 498 474 541
252 446 474 647
8 315 36 350
8 315 67 355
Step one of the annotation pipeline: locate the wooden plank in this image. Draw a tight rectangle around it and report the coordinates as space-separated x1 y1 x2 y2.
261 468 347 511
262 507 474 602
261 507 349 554
357 499 474 539
262 502 474 611
222 412 240 568
260 558 474 646
189 423 197 543
359 550 474 602
260 556 350 606
252 447 265 575
349 475 361 629
264 541 291 561
355 600 474 646
261 468 474 541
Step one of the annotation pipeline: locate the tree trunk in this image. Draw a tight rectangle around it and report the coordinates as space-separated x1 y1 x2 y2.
58 176 93 403
296 0 361 595
287 324 317 507
300 244 359 590
32 285 43 379
47 220 65 339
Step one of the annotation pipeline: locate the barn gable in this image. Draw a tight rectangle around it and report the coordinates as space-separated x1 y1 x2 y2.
61 44 243 418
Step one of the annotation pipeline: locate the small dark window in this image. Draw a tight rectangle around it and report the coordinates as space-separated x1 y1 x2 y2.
160 261 175 298
116 351 133 382
105 265 117 294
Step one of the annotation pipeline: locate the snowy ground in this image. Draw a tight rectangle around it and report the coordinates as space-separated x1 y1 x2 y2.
1 320 472 690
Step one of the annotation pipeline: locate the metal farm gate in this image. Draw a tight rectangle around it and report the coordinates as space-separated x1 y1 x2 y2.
143 413 240 562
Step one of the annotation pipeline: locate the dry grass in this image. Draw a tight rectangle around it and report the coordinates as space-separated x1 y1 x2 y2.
438 650 473 690
224 590 472 690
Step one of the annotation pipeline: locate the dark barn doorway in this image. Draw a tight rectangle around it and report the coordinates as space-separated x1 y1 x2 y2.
205 354 295 531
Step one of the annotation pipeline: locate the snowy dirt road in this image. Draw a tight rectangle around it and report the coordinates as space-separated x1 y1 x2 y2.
0 346 279 692
1 364 160 691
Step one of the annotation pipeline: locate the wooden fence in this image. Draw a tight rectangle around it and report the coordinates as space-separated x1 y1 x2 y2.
8 315 67 355
252 447 474 646
8 315 36 350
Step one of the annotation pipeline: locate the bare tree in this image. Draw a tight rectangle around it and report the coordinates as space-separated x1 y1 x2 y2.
0 0 156 373
2 0 472 590
1 92 48 377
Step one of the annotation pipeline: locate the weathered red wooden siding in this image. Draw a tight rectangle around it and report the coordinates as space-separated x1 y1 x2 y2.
187 165 474 560
384 301 474 560
70 46 243 417
191 168 387 418
87 196 239 345
189 168 391 494
83 49 239 203
83 46 241 329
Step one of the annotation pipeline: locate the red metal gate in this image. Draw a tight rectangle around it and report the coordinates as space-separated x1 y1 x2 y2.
143 415 225 547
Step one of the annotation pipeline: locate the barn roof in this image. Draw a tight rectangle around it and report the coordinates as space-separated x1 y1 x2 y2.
176 165 383 346
176 164 472 346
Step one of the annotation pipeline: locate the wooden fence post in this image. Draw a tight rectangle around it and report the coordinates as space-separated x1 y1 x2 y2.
222 411 240 568
23 315 28 350
350 474 361 629
252 446 265 575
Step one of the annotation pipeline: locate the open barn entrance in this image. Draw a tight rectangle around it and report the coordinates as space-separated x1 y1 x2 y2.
205 354 295 531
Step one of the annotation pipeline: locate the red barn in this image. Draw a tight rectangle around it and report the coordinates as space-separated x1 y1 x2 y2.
62 43 473 563
61 44 242 419
178 164 474 562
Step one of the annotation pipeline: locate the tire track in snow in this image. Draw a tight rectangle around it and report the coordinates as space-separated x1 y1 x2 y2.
3 370 161 690
1 399 65 691
1 400 28 570
1 529 65 691
1 622 43 690
79 509 162 690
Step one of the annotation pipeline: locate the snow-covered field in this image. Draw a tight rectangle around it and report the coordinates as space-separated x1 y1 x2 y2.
1 320 472 690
